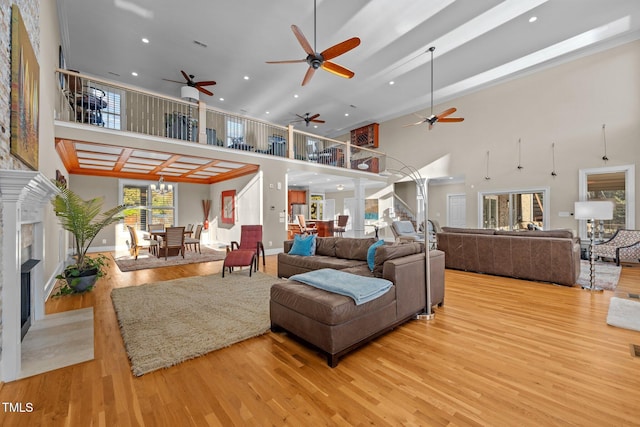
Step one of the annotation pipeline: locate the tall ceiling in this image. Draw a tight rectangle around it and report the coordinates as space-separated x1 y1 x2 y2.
57 0 640 139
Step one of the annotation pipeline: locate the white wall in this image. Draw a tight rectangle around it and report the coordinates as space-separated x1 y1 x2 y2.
380 40 640 232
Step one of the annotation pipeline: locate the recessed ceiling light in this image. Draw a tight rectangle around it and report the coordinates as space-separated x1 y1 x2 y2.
293 94 299 98
529 16 537 23
313 125 318 128
344 113 349 117
265 111 270 114
141 37 149 43
131 72 138 76
244 76 249 80
219 98 224 101
389 81 395 85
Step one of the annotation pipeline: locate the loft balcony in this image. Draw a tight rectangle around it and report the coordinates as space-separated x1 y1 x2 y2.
53 69 386 185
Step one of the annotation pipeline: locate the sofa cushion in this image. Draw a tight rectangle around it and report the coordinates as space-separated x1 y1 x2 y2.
289 234 316 256
372 242 422 278
441 227 496 235
367 240 385 271
495 229 574 239
315 237 337 257
335 237 377 260
279 253 366 272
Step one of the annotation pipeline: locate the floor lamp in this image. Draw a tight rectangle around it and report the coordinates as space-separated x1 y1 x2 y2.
377 159 435 320
574 201 614 291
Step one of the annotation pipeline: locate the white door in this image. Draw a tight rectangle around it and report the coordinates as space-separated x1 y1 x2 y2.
447 193 466 227
324 199 336 221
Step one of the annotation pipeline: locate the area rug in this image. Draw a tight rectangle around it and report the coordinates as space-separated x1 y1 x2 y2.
607 297 640 332
576 260 621 290
111 271 276 376
112 245 226 272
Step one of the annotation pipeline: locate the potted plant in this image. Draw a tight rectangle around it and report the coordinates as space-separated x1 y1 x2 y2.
52 183 126 294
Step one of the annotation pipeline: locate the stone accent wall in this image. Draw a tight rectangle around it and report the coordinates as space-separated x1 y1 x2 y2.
1 1 39 171
0 0 40 364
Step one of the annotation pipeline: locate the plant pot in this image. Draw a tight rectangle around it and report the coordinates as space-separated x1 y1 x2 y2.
64 267 99 293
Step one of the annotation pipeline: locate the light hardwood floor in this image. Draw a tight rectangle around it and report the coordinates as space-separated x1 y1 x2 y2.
1 255 639 426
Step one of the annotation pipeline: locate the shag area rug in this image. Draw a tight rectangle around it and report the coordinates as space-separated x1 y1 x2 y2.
112 245 226 272
607 297 640 332
111 271 276 376
576 260 621 291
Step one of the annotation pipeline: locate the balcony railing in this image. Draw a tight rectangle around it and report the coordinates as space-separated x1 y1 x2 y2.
55 69 385 172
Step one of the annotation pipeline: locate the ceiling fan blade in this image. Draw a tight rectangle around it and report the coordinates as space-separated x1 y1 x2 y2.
403 120 425 127
437 117 464 123
162 78 186 84
195 81 216 87
308 113 321 121
180 70 192 83
321 61 355 79
266 59 307 64
196 86 213 96
301 66 316 86
291 25 314 55
321 37 361 61
311 119 326 123
436 107 457 119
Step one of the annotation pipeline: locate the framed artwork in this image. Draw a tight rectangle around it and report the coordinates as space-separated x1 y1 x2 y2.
365 199 379 220
10 5 40 170
221 190 236 224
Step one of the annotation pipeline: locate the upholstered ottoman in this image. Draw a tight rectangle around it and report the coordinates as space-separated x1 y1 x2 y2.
222 250 256 277
270 277 398 367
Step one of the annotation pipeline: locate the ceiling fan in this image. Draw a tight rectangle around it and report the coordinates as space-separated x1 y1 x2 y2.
404 46 464 130
266 0 360 86
163 70 216 96
292 112 325 127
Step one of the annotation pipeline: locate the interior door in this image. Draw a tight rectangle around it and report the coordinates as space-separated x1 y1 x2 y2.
447 194 466 227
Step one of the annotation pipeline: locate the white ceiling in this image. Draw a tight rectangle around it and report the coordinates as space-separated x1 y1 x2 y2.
57 0 640 140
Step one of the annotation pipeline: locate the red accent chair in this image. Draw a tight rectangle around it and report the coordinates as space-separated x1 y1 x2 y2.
230 225 265 272
222 250 256 277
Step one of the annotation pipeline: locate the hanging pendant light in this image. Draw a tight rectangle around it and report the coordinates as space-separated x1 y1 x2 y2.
151 175 173 195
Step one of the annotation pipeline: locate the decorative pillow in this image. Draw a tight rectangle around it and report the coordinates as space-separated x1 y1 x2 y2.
367 240 386 271
288 234 316 256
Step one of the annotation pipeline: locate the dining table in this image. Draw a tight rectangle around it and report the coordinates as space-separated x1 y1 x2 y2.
148 228 193 257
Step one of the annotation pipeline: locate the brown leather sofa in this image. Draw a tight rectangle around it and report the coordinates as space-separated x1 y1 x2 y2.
271 237 445 366
436 227 581 286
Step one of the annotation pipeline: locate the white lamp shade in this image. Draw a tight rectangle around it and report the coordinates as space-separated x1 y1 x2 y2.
574 201 614 220
181 85 199 101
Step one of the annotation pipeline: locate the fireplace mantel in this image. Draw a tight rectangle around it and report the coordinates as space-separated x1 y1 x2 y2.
0 170 59 381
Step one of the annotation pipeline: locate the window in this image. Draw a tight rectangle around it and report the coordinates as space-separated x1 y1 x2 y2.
120 180 177 234
579 165 635 239
100 88 122 130
226 117 244 146
478 188 549 230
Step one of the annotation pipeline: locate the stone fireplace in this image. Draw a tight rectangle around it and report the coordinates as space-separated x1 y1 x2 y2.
0 170 59 381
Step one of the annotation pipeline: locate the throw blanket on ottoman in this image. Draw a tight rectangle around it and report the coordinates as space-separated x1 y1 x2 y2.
289 268 393 305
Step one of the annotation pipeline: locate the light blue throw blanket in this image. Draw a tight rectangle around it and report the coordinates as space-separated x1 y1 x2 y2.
289 268 393 305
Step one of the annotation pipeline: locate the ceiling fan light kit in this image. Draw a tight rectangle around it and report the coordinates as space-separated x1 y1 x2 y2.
181 85 200 102
164 70 216 97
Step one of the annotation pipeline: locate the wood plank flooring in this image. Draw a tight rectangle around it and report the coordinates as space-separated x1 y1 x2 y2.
1 255 639 426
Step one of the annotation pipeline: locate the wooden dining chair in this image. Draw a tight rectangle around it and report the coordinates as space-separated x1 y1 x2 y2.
127 225 158 259
297 215 317 235
160 226 185 260
185 224 203 253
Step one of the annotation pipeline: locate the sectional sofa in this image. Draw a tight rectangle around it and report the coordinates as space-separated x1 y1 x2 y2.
271 237 445 366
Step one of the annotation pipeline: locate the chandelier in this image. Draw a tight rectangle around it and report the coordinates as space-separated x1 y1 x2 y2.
151 175 173 195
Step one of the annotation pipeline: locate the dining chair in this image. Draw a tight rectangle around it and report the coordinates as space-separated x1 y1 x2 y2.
160 226 185 260
185 224 203 253
127 225 159 259
230 225 265 272
334 215 349 237
297 215 317 235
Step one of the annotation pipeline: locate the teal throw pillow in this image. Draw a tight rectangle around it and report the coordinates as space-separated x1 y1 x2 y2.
367 239 385 271
289 234 316 256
